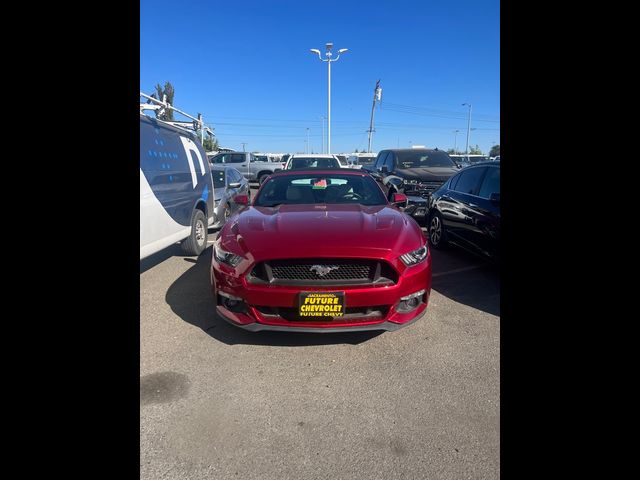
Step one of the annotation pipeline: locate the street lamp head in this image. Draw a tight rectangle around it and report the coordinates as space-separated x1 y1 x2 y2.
325 42 333 50
338 48 348 54
310 49 321 55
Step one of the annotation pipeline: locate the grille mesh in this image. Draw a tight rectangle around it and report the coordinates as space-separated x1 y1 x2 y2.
270 259 374 281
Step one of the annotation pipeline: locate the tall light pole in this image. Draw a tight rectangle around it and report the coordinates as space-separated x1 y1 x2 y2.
320 116 326 153
462 103 472 156
453 129 460 154
310 42 348 154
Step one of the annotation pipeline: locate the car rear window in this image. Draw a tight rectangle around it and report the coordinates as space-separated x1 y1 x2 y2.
396 151 455 168
289 157 340 169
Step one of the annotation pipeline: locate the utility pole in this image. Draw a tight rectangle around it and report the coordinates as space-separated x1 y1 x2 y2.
241 142 247 152
453 129 460 154
367 79 382 153
463 103 472 156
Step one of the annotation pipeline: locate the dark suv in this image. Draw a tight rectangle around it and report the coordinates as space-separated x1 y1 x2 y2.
363 148 459 222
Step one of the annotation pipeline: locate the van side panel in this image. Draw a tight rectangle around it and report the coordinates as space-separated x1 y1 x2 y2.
140 115 214 259
140 170 191 259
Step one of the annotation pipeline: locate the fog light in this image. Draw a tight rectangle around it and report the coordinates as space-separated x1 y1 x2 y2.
217 291 247 313
397 289 426 313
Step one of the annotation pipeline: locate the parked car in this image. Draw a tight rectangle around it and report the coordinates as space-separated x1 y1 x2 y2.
448 154 469 169
284 154 343 170
210 166 250 229
209 151 280 185
362 148 459 223
347 153 377 169
335 154 348 166
427 161 500 261
211 169 430 332
140 113 214 260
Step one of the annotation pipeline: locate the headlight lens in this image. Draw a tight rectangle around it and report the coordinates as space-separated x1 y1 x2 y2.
213 240 243 267
400 244 428 266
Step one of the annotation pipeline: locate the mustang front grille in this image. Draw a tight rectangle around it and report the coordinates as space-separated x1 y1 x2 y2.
248 258 398 286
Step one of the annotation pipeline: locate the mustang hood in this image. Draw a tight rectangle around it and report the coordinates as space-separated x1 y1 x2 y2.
220 204 424 261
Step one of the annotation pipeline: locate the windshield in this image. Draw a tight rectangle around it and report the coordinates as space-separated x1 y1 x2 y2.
288 157 341 169
212 170 226 188
396 151 456 169
255 174 387 207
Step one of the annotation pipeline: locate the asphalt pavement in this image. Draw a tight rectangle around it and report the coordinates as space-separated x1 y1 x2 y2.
140 187 500 480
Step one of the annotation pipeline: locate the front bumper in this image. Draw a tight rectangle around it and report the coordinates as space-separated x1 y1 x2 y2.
216 306 426 333
211 254 431 332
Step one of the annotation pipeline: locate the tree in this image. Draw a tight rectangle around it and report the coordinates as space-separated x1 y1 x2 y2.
469 144 482 155
489 144 500 157
446 148 456 154
201 135 219 152
355 148 359 153
154 81 175 121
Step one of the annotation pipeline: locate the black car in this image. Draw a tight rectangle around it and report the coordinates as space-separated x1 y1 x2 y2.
363 148 459 222
427 162 500 261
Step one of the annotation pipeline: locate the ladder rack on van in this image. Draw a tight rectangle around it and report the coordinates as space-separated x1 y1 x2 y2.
140 91 214 144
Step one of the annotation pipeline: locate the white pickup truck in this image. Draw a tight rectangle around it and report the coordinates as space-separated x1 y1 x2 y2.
209 152 282 184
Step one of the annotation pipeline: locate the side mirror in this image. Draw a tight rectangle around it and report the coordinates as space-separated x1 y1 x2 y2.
233 194 249 205
489 192 500 204
381 165 389 174
391 193 408 207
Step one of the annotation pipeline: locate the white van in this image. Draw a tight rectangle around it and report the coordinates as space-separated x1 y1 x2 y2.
140 113 215 260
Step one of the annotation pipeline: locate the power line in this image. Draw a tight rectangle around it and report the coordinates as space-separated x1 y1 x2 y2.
381 105 500 123
382 102 500 121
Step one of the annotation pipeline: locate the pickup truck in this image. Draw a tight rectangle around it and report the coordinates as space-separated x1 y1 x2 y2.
209 152 281 184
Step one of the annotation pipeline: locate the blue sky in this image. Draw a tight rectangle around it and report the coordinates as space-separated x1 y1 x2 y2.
141 0 499 154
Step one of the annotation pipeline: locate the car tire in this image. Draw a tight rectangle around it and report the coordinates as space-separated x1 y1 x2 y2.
181 208 207 256
259 173 270 185
428 212 448 249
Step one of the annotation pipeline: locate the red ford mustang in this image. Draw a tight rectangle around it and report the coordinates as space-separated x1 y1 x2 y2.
211 169 432 332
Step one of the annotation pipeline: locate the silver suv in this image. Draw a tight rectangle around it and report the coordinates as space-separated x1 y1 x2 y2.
209 152 281 184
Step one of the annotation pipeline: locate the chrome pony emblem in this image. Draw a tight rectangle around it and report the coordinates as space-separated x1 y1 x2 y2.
309 265 339 277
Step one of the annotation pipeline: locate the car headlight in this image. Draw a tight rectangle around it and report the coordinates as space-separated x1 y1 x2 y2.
404 179 418 185
400 244 428 266
213 240 243 267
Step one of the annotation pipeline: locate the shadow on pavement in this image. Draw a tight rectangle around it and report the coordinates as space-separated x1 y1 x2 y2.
140 244 186 274
165 248 382 346
429 246 500 317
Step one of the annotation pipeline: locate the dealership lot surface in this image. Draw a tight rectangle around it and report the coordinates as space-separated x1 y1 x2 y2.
140 202 500 480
